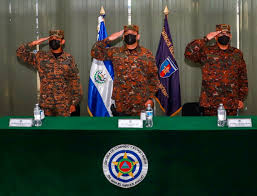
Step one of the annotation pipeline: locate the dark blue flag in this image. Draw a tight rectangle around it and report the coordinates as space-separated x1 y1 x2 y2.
155 15 181 116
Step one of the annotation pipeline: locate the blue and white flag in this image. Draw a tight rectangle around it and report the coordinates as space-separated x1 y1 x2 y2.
87 16 114 117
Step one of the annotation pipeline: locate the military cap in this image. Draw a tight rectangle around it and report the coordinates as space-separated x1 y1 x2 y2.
124 25 139 33
49 30 64 39
216 24 231 33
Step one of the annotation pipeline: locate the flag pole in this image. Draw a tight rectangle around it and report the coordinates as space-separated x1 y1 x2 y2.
155 5 182 116
87 6 105 117
98 6 105 34
155 6 170 115
36 0 40 103
156 6 170 114
88 6 114 117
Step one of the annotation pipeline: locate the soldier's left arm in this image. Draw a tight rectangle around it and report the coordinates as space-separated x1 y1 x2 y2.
69 57 83 106
146 52 162 98
238 51 248 101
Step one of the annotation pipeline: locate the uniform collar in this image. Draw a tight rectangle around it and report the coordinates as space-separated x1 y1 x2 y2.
122 44 142 54
215 43 233 52
48 50 66 59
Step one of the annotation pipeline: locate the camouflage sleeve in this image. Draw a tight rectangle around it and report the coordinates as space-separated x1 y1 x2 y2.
238 52 248 101
16 43 38 69
146 52 160 99
69 57 82 105
184 38 207 64
91 38 114 61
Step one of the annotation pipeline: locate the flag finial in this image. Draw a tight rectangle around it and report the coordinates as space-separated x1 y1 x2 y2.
164 6 169 15
100 6 105 16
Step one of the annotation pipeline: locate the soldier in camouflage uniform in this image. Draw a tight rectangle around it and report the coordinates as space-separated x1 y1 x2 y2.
185 24 248 116
91 25 165 116
16 30 82 116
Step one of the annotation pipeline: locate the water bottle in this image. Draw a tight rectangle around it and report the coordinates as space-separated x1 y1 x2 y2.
145 104 153 128
217 103 226 127
34 104 42 127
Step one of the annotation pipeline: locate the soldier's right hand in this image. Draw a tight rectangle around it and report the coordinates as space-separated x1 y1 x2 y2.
206 31 221 40
29 37 50 47
108 30 124 41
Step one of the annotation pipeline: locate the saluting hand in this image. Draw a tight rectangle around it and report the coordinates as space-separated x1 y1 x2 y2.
206 31 221 40
108 30 124 41
29 37 50 47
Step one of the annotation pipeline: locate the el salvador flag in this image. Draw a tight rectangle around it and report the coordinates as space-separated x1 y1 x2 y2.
87 15 114 117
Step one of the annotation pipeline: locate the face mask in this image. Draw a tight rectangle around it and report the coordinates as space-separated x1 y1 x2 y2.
217 35 230 46
49 39 61 50
124 34 137 45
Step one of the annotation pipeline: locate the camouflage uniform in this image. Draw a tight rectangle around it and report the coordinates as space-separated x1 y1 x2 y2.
184 24 248 116
16 30 82 116
91 25 160 116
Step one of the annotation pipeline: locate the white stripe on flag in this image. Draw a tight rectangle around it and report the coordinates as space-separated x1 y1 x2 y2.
89 59 113 116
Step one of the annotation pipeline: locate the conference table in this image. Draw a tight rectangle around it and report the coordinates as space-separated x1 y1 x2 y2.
0 116 257 196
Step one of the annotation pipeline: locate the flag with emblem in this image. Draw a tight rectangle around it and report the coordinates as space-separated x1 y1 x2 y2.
155 14 181 116
87 13 114 117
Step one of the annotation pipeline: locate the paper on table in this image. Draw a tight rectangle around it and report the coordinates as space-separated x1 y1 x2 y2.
9 118 33 127
227 118 252 128
118 119 143 128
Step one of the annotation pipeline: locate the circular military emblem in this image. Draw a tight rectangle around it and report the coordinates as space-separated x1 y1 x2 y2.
103 144 148 188
94 70 106 84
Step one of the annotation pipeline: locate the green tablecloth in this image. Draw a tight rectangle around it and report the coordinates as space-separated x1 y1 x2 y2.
0 116 256 196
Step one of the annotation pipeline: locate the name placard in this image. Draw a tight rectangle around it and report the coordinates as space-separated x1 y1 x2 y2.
9 118 33 127
227 118 252 128
118 119 143 128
